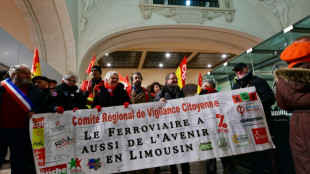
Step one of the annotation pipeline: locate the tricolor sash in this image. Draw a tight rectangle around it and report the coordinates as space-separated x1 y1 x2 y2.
1 78 33 112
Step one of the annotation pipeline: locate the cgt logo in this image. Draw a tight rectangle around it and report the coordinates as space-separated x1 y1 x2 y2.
232 92 257 103
33 117 44 129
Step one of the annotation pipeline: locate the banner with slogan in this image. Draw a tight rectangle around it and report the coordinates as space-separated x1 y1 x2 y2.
30 87 275 174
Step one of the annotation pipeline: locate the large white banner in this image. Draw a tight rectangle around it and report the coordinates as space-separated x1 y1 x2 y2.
30 87 275 174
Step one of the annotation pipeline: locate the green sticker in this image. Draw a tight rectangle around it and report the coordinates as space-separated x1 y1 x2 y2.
240 92 250 101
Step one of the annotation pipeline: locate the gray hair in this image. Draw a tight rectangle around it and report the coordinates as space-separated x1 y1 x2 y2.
202 79 216 88
62 74 76 81
104 71 118 82
8 65 29 78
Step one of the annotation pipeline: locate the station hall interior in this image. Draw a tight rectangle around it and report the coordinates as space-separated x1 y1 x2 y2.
1 0 310 173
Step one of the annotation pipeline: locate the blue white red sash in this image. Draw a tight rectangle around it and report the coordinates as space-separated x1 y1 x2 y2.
1 78 33 112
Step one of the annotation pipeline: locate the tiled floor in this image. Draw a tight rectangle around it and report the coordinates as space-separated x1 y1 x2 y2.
1 159 250 174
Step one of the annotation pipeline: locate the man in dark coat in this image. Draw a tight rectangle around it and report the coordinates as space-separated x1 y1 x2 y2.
32 76 51 113
0 65 44 173
50 74 87 113
154 72 190 174
274 36 310 174
232 63 276 174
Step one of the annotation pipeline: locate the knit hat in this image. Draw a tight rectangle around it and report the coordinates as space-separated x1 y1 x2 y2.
202 79 215 88
280 41 310 68
232 63 247 71
91 65 102 74
32 76 49 83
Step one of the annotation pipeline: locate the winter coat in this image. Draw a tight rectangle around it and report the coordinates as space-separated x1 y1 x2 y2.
154 84 184 101
92 83 130 107
274 62 310 174
274 62 310 111
232 72 275 133
50 83 87 111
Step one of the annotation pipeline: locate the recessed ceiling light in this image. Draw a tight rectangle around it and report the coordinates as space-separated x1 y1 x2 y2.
207 72 210 75
105 53 109 56
207 64 212 68
223 62 228 66
159 63 163 67
186 0 191 6
222 54 227 58
165 53 170 58
107 63 111 67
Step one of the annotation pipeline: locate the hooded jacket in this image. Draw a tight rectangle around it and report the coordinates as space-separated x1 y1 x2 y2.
274 62 310 111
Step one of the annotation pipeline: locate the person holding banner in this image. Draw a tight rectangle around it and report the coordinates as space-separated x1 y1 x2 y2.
126 72 151 104
154 72 190 174
92 71 130 108
274 36 310 174
49 74 87 113
232 63 276 174
32 76 52 113
80 65 105 108
200 79 239 174
147 82 162 101
0 65 44 174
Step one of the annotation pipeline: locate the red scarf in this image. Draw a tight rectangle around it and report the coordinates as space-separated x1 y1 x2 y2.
204 87 215 94
151 93 156 98
104 83 117 97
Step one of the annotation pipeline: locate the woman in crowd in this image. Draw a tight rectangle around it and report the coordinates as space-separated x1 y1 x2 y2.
92 71 130 108
148 82 162 101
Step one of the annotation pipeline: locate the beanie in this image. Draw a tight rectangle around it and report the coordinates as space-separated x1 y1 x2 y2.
91 65 102 74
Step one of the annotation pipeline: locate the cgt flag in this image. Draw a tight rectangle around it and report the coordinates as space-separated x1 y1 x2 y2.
31 48 41 76
175 55 187 89
85 54 96 74
197 72 202 94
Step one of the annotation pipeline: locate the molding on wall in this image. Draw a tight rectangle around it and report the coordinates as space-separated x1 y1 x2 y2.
257 0 292 28
139 0 235 24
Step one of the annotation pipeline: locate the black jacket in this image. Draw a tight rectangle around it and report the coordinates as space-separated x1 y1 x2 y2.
154 84 184 101
50 83 87 111
92 83 130 107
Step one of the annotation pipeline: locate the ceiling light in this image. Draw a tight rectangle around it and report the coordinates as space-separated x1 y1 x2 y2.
207 64 212 68
186 0 191 6
246 48 253 54
105 53 109 56
283 25 293 33
207 72 210 75
159 63 163 67
107 63 111 67
223 62 228 66
222 54 227 58
165 53 170 58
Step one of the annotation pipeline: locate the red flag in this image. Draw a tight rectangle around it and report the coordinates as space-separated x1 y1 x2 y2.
85 54 96 74
126 75 129 83
31 48 41 76
197 72 202 94
175 55 187 88
118 73 131 89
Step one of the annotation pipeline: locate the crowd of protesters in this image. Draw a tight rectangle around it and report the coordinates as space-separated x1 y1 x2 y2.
1 35 310 174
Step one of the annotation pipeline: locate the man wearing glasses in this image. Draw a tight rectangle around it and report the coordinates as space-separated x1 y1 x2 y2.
50 74 87 113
